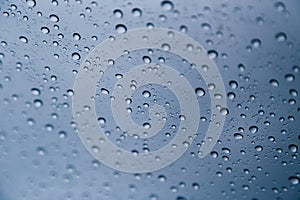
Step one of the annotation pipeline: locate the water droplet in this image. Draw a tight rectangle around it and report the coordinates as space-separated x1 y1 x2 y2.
115 24 127 34
132 8 142 17
251 38 261 48
142 90 151 98
285 74 294 82
162 43 171 51
143 123 151 129
289 144 298 153
33 99 43 108
72 52 80 60
229 80 238 89
192 183 200 190
208 50 218 59
289 176 299 185
220 108 229 116
73 33 81 40
161 1 174 11
201 23 211 31
289 89 298 97
36 147 47 156
211 151 218 158
143 56 151 63
234 133 243 140
227 92 236 100
274 1 286 13
113 9 123 18
26 0 36 7
158 175 167 182
101 88 109 95
249 126 258 133
270 79 279 87
41 27 50 34
255 145 263 151
275 32 287 42
98 117 106 125
19 36 28 43
31 88 41 95
195 88 205 97
49 14 59 22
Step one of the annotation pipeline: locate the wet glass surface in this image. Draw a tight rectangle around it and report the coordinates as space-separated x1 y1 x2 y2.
0 0 299 199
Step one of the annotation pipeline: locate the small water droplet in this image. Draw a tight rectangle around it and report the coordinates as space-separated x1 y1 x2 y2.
234 133 244 140
289 176 299 185
251 38 261 48
208 50 218 59
19 36 28 43
72 52 80 60
289 144 298 153
275 32 287 42
115 24 127 34
195 88 205 97
142 90 151 98
161 1 174 11
73 33 81 41
113 9 123 18
49 14 59 22
132 8 142 17
26 0 36 7
270 79 279 87
249 126 258 133
41 27 50 34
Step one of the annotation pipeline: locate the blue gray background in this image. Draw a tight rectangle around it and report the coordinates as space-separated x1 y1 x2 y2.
0 0 299 199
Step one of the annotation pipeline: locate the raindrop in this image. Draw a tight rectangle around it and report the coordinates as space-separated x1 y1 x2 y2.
26 0 36 7
201 23 211 31
275 32 287 42
251 38 261 48
73 33 81 40
58 131 67 139
211 151 218 158
161 1 174 11
36 147 47 156
285 74 294 82
234 133 243 140
255 145 263 152
31 88 41 95
98 117 106 125
101 88 109 95
220 108 229 116
208 50 218 59
142 90 151 98
289 144 298 153
115 24 127 34
249 126 258 133
41 27 50 34
19 36 28 43
229 80 238 89
143 56 151 63
274 1 286 13
195 87 205 97
289 176 299 185
270 79 279 87
113 9 123 18
132 8 142 17
72 52 80 60
49 14 59 22
33 99 43 108
143 123 151 129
